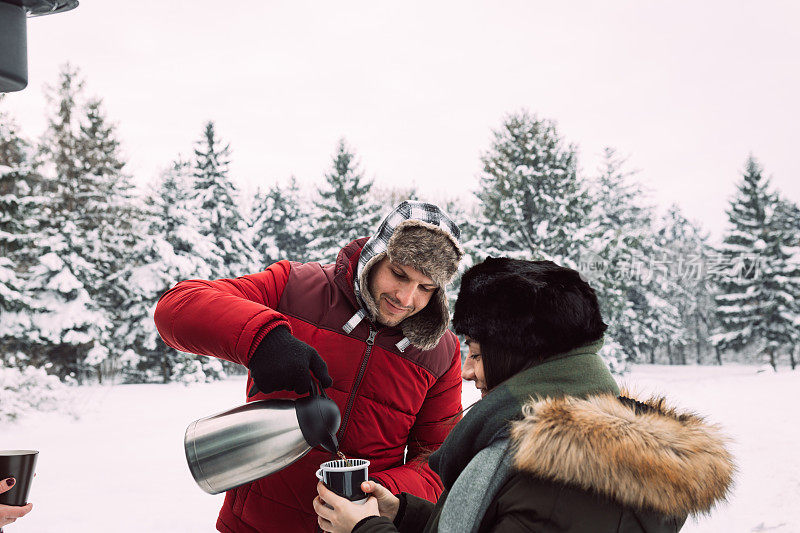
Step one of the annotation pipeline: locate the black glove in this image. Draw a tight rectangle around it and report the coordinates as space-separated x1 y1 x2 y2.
247 326 332 397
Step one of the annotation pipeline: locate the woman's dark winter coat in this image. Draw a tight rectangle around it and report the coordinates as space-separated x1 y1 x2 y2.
353 392 734 533
352 257 734 532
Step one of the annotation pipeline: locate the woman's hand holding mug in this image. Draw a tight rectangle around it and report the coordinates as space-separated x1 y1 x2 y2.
360 480 400 521
314 481 379 533
313 480 401 533
0 478 33 527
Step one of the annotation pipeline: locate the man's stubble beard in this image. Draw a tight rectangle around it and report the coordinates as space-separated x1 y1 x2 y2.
375 306 405 327
375 295 412 327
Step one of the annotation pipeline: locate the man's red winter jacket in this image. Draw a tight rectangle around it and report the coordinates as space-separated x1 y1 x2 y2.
154 239 463 532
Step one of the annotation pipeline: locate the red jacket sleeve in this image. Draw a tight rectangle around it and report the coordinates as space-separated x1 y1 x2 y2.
153 261 293 367
370 340 463 502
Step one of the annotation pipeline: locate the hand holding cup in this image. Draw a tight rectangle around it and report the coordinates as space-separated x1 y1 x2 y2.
0 450 38 507
314 481 380 533
0 478 33 527
359 480 400 521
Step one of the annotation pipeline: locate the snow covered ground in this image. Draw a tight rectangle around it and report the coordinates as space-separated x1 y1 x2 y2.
1 364 797 532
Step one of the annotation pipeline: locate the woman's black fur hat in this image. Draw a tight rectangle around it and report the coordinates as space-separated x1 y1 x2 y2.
452 257 607 361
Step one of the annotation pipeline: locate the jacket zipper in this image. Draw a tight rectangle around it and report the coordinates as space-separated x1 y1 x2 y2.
337 327 377 443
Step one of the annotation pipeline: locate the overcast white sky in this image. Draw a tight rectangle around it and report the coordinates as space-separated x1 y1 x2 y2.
4 0 799 240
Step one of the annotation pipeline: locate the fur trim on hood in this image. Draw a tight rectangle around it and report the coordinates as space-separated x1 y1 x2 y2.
509 393 735 518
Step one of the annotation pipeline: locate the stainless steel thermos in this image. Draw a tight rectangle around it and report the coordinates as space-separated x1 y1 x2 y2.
184 381 340 494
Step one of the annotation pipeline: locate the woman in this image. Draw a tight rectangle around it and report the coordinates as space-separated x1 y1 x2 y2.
313 258 735 533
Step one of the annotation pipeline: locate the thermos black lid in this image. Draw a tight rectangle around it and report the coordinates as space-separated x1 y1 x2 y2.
0 2 27 92
0 0 78 93
295 381 340 453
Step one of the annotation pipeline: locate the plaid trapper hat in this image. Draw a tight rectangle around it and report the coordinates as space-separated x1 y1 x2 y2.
344 201 463 351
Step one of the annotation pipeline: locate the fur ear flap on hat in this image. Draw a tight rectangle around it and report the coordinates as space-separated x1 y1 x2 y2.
452 257 607 360
358 252 386 322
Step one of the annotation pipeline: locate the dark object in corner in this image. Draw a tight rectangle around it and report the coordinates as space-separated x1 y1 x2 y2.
0 0 78 92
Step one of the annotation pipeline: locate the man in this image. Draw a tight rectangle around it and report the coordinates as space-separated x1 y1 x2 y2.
154 201 464 532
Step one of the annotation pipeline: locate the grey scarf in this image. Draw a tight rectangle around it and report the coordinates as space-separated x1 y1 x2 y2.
438 439 513 533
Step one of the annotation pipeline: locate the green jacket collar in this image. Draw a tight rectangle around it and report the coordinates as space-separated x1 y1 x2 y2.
429 338 618 489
